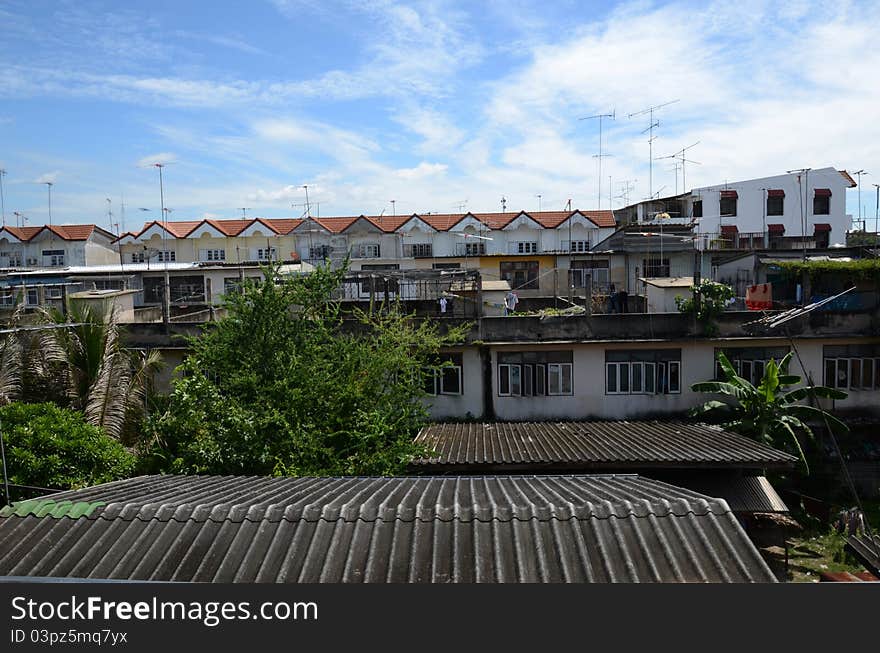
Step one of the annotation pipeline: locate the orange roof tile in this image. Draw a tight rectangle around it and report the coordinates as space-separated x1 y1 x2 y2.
418 213 469 231
312 217 360 233
260 218 302 235
471 212 522 229
363 215 414 233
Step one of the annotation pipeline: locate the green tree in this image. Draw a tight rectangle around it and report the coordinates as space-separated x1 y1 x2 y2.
26 303 162 442
142 264 469 476
675 280 735 336
690 352 848 472
0 402 136 490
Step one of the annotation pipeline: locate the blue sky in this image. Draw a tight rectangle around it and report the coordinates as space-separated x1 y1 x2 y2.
1 0 878 230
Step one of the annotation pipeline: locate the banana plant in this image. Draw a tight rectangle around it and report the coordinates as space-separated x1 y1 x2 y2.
691 352 848 473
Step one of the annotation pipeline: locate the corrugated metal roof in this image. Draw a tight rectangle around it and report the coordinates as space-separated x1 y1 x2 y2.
682 476 788 513
413 421 797 471
0 475 775 583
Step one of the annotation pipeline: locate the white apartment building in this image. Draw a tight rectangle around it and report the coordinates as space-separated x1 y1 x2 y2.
623 167 857 250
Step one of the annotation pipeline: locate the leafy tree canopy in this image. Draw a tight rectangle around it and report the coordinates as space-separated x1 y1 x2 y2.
690 351 848 472
0 402 136 490
142 264 469 476
675 280 735 336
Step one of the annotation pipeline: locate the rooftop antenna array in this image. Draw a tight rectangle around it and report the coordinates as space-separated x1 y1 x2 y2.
615 179 638 207
628 99 679 200
106 198 113 234
580 109 615 209
301 185 311 217
657 141 701 195
239 207 251 218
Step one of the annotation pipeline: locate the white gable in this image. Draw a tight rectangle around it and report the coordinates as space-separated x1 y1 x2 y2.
115 234 138 245
138 223 177 241
0 229 21 244
237 220 277 237
343 217 383 234
396 216 436 234
502 213 542 231
188 222 227 239
292 218 330 234
558 212 600 229
448 215 485 232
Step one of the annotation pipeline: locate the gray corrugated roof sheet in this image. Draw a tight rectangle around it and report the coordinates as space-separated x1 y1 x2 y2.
413 421 797 471
684 476 789 513
0 475 775 583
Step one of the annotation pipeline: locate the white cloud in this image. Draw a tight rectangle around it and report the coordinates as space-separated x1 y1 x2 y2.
394 162 448 180
34 172 59 184
136 153 178 167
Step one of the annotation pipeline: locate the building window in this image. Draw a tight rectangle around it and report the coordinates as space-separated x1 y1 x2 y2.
514 241 538 254
498 351 573 397
565 240 590 253
26 288 39 305
200 249 225 262
308 245 331 260
605 349 681 395
642 257 670 278
157 250 176 262
455 241 487 256
569 259 609 289
404 243 433 257
500 260 539 290
720 196 737 217
256 247 276 261
131 252 146 263
692 200 703 218
715 347 790 386
353 243 380 258
814 189 831 215
42 249 65 266
823 345 880 391
766 191 784 216
424 353 464 396
359 263 400 296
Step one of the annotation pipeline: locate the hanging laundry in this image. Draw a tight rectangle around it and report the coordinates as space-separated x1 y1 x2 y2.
746 283 773 310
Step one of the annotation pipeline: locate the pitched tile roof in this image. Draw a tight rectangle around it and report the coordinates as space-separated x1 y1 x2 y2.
123 209 618 240
0 224 111 241
0 474 775 583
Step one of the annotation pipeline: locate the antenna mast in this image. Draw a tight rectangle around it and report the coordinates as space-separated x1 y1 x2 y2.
628 99 679 200
0 169 6 227
580 110 615 209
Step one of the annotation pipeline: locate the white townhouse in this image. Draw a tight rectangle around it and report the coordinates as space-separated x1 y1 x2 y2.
0 224 118 269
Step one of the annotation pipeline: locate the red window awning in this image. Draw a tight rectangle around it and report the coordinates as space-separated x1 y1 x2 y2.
814 188 832 197
767 189 785 198
720 190 738 199
720 225 738 234
768 224 785 234
813 223 832 233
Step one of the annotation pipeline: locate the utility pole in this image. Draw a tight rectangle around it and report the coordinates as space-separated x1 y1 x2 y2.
628 100 679 200
152 163 171 328
853 170 868 230
390 200 396 216
0 169 6 227
44 181 53 226
580 110 615 209
873 183 879 235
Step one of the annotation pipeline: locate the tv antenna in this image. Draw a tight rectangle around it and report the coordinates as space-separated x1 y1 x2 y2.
536 194 542 212
656 141 701 194
453 200 468 212
628 99 679 199
106 198 114 234
501 196 507 212
301 185 311 217
580 109 615 209
238 207 251 218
